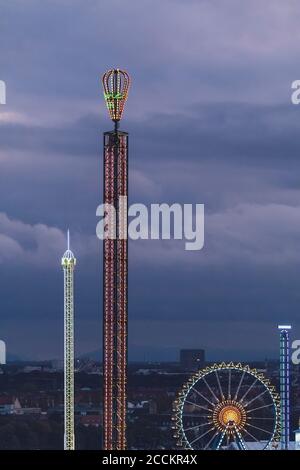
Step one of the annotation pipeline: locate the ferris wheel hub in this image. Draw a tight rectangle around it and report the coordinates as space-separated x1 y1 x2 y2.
213 400 246 433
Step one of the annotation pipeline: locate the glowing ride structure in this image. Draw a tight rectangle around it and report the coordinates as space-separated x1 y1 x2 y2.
62 230 76 450
173 363 280 450
102 69 130 450
278 325 291 450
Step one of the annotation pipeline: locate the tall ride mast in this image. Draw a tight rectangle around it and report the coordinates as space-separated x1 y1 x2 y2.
102 69 130 450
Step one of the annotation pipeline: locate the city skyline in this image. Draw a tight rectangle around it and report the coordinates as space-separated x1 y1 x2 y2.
0 1 300 362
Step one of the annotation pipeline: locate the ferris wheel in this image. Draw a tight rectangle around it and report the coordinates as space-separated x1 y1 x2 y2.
173 363 280 450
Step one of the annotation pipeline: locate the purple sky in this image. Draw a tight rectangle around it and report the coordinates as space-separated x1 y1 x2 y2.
0 0 300 361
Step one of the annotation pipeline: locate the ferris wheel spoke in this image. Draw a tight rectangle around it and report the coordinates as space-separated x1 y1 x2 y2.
202 377 219 403
228 369 231 399
241 426 260 443
246 402 274 413
247 416 274 420
245 422 273 435
204 430 220 450
215 370 225 401
184 422 212 432
185 400 214 412
244 388 268 408
191 386 215 406
240 378 258 403
182 414 211 419
234 370 246 401
189 426 216 446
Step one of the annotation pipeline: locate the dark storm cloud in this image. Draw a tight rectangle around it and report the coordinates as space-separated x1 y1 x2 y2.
2 102 300 229
0 115 101 156
1 0 300 359
2 103 300 162
2 0 300 119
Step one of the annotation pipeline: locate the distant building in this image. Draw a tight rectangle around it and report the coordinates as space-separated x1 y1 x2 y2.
0 396 21 415
295 418 300 450
180 349 205 371
18 407 41 415
0 340 6 364
128 400 157 415
295 431 300 450
80 415 102 427
51 359 64 371
23 366 42 373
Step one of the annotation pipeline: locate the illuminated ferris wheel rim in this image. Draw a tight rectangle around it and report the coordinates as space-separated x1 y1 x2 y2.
173 362 281 450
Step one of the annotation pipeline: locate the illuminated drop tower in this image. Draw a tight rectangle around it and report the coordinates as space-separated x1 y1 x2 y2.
278 324 291 450
102 69 130 450
62 230 76 450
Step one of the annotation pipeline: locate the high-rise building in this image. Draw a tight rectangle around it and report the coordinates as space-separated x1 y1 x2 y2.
278 324 291 450
102 69 130 450
62 231 76 450
295 418 300 450
0 340 6 364
180 349 205 371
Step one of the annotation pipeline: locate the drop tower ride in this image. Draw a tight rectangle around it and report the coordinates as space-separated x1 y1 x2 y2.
102 69 130 450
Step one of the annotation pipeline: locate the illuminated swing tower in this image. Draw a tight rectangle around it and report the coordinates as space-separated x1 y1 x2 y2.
62 230 76 450
278 324 291 450
102 69 130 450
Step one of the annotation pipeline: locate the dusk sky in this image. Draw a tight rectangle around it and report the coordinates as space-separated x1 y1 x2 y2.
1 0 300 361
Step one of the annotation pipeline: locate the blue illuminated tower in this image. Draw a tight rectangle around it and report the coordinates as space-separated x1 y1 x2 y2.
278 324 291 450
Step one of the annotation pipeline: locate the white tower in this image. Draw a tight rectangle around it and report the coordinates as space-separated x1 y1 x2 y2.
62 230 76 450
